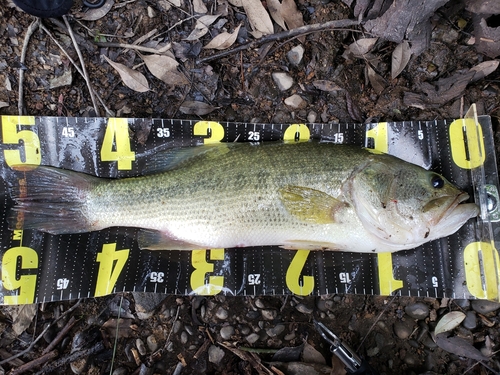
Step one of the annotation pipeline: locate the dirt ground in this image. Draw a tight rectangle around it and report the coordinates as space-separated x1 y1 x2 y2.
0 0 500 374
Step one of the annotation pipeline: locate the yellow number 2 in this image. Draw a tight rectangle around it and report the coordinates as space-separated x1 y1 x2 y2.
100 118 136 170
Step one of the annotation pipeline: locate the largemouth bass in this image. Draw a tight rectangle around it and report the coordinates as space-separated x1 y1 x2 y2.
7 142 478 253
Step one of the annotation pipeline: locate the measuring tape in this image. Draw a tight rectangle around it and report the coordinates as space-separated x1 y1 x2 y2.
0 113 499 305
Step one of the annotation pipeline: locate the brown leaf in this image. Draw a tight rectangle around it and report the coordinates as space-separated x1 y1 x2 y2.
179 101 218 115
10 304 37 335
435 333 489 361
470 60 499 82
312 80 343 92
243 0 274 36
392 40 411 79
193 0 208 13
281 0 304 30
435 311 466 335
102 318 135 338
184 14 220 41
142 54 178 76
267 0 287 30
349 38 378 57
366 64 386 94
103 55 150 93
204 24 242 50
80 0 114 21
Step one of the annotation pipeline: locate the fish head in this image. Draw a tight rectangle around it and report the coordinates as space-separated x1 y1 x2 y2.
347 157 479 251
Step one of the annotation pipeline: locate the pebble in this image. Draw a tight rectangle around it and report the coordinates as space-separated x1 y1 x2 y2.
180 331 188 344
284 332 296 341
262 309 277 320
471 299 500 314
246 333 260 344
255 299 265 309
405 302 430 320
220 325 235 340
246 310 260 320
284 94 306 109
215 307 229 320
295 304 313 314
272 72 294 91
462 310 477 330
394 319 414 340
287 44 305 65
70 358 88 374
266 324 285 337
302 342 326 364
136 338 147 355
208 345 225 365
240 326 251 335
307 110 318 123
454 299 470 309
146 335 158 352
132 293 167 320
184 325 194 335
138 363 153 375
112 368 128 375
173 320 183 334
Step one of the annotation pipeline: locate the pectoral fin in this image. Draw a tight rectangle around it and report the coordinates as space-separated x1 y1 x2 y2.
137 229 200 250
279 186 348 224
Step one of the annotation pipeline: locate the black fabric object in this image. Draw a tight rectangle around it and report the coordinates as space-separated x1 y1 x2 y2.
12 0 74 17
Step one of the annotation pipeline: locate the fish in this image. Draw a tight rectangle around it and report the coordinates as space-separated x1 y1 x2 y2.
6 142 479 253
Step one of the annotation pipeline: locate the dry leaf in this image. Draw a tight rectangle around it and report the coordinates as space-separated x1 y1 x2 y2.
391 40 411 79
141 54 187 85
0 101 9 109
313 80 343 92
103 55 150 93
435 311 466 335
204 24 242 50
349 38 378 57
193 0 208 13
185 14 220 41
267 0 287 30
281 0 304 30
81 0 113 21
227 0 243 6
10 304 37 335
366 64 386 94
435 333 489 361
179 101 218 115
243 0 274 36
470 60 499 82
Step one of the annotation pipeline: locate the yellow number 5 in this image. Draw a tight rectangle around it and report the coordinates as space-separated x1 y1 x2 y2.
1 115 41 169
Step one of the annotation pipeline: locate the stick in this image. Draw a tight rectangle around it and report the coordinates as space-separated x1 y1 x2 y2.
18 18 40 115
10 350 58 375
40 23 114 116
94 41 172 54
197 19 360 64
63 15 101 116
42 316 78 355
0 299 82 366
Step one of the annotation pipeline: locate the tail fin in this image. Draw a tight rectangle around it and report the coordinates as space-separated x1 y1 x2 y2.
6 166 100 234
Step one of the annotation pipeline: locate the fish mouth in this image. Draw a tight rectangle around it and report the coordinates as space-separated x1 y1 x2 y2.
431 192 479 227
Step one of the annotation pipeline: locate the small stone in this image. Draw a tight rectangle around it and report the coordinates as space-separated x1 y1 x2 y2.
246 310 260 320
284 332 296 341
184 325 194 335
421 332 437 349
216 307 229 320
136 338 147 355
246 333 260 344
132 293 167 320
302 342 326 364
405 302 430 320
295 303 314 314
307 110 317 123
70 358 88 374
112 368 128 375
367 346 379 357
454 299 470 309
462 311 477 330
287 45 305 65
262 309 277 320
255 299 265 309
173 320 183 334
394 320 414 340
220 325 235 340
180 331 188 344
284 94 306 109
266 324 285 337
272 72 294 91
471 299 500 314
146 335 158 352
208 345 225 365
240 326 251 335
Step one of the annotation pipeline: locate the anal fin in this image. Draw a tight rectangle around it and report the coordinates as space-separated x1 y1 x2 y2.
137 229 200 250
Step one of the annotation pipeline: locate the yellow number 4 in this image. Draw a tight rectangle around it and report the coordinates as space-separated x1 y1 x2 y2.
95 243 130 297
100 118 136 170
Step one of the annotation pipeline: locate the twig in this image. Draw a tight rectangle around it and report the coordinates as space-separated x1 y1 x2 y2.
0 299 82 366
42 316 79 355
18 18 40 115
40 23 113 116
197 18 360 64
34 342 105 375
63 15 101 116
10 350 58 375
94 41 172 54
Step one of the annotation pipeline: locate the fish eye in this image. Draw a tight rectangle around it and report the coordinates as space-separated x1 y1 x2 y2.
431 174 444 189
